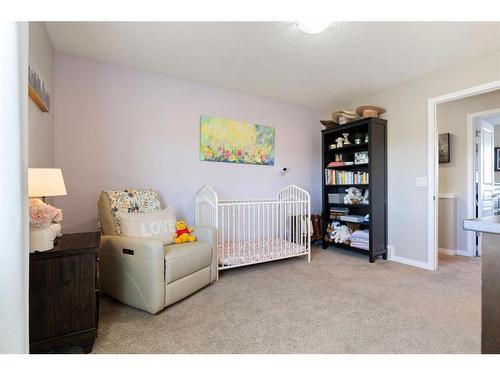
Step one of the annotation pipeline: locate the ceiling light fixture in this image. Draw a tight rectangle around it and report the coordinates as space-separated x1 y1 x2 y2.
296 20 332 34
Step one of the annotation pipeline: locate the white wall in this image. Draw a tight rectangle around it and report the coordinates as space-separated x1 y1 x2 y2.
0 22 29 354
28 22 54 168
437 90 500 253
54 53 322 233
334 50 500 265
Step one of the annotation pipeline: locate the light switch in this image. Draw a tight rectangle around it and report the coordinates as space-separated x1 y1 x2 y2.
416 177 428 187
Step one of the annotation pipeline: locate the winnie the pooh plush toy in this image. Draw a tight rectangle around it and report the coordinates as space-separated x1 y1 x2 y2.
173 220 196 244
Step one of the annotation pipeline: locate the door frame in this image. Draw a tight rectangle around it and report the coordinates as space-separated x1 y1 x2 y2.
466 108 500 258
428 80 500 271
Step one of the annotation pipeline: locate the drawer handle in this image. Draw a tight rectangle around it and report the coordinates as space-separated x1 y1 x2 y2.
122 248 134 255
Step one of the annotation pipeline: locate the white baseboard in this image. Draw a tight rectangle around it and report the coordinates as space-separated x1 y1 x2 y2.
438 247 473 257
387 245 434 271
455 249 472 257
438 247 455 256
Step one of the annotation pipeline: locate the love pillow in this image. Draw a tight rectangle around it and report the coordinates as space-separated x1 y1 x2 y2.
116 207 177 245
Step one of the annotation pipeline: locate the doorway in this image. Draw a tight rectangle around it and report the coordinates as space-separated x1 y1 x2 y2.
467 110 500 257
429 81 500 270
436 104 499 259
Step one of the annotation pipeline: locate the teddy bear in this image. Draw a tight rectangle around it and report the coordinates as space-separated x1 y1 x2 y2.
173 220 196 244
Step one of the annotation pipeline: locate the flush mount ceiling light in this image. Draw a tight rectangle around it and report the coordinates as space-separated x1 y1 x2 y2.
296 20 332 34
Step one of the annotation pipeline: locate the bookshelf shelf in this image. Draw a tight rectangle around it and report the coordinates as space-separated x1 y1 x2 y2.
321 117 387 263
325 163 369 170
326 184 369 188
324 143 368 153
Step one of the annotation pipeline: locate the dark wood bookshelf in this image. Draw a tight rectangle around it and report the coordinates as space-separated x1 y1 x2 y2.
321 117 387 263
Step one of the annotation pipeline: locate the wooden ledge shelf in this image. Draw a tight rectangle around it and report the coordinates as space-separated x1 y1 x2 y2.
29 84 49 113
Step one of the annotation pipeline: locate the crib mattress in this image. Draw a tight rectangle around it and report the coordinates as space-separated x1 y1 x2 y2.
218 238 308 268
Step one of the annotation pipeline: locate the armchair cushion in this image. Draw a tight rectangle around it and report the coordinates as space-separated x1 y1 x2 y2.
164 242 212 283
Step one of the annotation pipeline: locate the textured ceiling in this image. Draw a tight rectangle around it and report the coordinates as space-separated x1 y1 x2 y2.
44 22 500 109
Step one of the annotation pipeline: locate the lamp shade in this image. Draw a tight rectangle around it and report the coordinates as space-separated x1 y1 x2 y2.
28 168 67 197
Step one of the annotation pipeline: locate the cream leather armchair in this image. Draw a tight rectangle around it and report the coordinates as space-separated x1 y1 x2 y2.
97 190 217 314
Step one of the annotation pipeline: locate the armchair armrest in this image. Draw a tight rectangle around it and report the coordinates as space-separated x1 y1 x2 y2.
193 226 218 282
99 235 165 313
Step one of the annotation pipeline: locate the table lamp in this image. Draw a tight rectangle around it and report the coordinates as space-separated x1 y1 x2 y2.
28 168 67 252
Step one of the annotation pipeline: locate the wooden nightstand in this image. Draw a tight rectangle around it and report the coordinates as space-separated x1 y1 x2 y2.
29 232 100 354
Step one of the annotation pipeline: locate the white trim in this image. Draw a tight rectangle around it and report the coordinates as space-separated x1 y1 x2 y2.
438 193 456 199
389 254 435 271
428 80 500 271
0 22 29 353
455 249 470 257
466 114 476 258
438 247 455 256
428 98 438 270
387 245 433 270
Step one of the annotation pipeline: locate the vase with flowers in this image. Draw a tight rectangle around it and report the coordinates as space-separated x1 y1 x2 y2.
29 198 63 252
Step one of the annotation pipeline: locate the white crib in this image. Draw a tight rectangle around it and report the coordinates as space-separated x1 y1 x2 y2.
195 185 311 275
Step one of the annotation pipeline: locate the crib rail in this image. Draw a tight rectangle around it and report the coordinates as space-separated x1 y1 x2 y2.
195 185 218 229
195 185 311 273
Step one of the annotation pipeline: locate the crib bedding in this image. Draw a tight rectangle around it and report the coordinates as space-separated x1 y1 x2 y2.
218 238 308 268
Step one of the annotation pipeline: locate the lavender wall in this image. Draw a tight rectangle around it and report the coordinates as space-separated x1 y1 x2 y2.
54 53 322 233
28 22 54 168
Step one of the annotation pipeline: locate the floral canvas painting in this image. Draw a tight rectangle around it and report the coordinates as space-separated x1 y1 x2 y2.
200 115 275 166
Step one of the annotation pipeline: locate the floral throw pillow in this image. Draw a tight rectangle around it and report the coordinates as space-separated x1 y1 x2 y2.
105 189 162 234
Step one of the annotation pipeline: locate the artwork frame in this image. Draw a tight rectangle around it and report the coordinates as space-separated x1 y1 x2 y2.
199 115 275 166
438 133 450 163
495 147 500 171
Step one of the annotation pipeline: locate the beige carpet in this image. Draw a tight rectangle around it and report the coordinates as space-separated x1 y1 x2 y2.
92 247 480 354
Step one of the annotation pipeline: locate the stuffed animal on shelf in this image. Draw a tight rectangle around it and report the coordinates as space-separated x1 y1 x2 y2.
332 224 351 244
173 220 196 244
324 222 334 242
344 187 363 204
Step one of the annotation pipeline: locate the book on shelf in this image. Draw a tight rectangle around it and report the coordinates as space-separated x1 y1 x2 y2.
329 207 349 219
325 169 369 185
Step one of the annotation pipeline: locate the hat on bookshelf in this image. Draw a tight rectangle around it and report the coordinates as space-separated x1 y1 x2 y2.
355 105 386 118
332 109 360 124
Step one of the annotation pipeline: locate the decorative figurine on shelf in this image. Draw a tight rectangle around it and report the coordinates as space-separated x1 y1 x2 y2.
354 132 364 145
342 133 351 145
365 133 369 143
329 144 336 150
335 154 343 162
335 136 344 148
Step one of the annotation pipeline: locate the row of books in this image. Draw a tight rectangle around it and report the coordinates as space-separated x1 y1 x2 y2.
325 169 369 185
